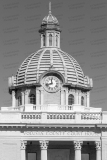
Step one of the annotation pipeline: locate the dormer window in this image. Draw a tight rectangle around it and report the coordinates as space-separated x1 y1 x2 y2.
49 34 52 46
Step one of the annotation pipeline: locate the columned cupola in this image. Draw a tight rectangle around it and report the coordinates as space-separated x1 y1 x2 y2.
39 2 61 48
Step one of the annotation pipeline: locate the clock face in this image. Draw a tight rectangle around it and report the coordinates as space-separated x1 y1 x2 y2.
43 76 60 92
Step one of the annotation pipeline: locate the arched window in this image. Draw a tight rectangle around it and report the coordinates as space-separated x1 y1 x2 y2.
68 94 74 105
49 34 52 46
81 96 84 106
56 35 58 46
43 35 45 46
29 94 36 104
18 96 22 106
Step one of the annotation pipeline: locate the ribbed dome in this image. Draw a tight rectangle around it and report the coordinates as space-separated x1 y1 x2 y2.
16 48 90 88
42 12 59 25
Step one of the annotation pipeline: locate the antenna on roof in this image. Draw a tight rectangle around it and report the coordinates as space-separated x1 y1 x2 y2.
49 2 51 14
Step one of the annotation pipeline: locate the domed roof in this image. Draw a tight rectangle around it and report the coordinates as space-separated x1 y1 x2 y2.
42 12 59 25
16 48 91 89
42 4 59 25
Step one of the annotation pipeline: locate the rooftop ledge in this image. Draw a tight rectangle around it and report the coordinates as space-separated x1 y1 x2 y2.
1 104 102 112
0 104 107 125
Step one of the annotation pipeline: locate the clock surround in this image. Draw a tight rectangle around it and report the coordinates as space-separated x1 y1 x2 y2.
43 76 60 93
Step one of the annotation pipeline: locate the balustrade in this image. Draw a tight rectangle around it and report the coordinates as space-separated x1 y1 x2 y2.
81 113 101 120
0 105 103 124
21 113 41 119
47 113 75 120
20 111 102 123
58 105 73 110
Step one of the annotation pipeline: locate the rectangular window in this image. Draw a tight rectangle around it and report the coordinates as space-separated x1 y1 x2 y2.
27 153 36 160
82 153 89 160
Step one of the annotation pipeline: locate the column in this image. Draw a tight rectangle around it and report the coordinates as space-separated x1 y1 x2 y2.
21 91 24 106
46 32 49 47
61 89 64 106
41 89 44 105
36 89 40 105
20 140 27 160
78 91 81 105
95 141 101 160
86 92 90 107
25 90 28 104
74 141 83 160
75 90 78 104
66 88 68 105
41 34 43 48
39 140 49 160
53 33 55 47
12 90 16 107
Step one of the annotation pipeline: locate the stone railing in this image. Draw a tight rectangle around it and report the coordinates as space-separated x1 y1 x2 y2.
1 104 101 112
0 111 102 124
81 113 101 120
20 112 102 124
47 113 75 120
0 104 105 124
24 104 73 111
21 113 41 120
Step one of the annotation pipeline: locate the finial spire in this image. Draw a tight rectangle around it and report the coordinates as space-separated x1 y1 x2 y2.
49 2 51 14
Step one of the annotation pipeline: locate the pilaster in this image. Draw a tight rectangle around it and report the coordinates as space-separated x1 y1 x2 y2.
20 140 27 160
75 90 78 104
40 89 44 105
21 91 24 106
12 90 16 107
95 141 101 160
25 90 29 104
87 92 90 107
61 89 64 105
36 88 40 106
78 91 81 105
66 88 68 105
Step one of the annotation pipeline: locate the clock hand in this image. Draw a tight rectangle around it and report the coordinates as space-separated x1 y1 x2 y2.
45 79 52 86
51 78 53 84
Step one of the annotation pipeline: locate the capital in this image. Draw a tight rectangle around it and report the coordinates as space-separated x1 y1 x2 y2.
39 140 49 150
24 89 29 95
74 141 83 150
20 140 27 150
95 141 101 150
12 90 15 96
87 92 90 97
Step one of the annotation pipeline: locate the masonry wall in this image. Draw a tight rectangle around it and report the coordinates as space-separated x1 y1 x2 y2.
102 130 107 160
0 126 104 160
44 90 60 105
0 140 20 160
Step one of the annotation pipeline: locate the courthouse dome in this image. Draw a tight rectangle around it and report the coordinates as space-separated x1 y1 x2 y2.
8 4 92 91
16 48 91 89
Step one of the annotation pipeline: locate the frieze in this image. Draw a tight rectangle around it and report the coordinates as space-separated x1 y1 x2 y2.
24 131 101 137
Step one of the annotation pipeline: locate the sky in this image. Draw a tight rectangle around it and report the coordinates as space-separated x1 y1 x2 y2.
0 0 107 110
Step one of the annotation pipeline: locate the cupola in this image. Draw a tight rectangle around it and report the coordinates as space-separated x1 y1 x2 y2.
39 2 61 48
